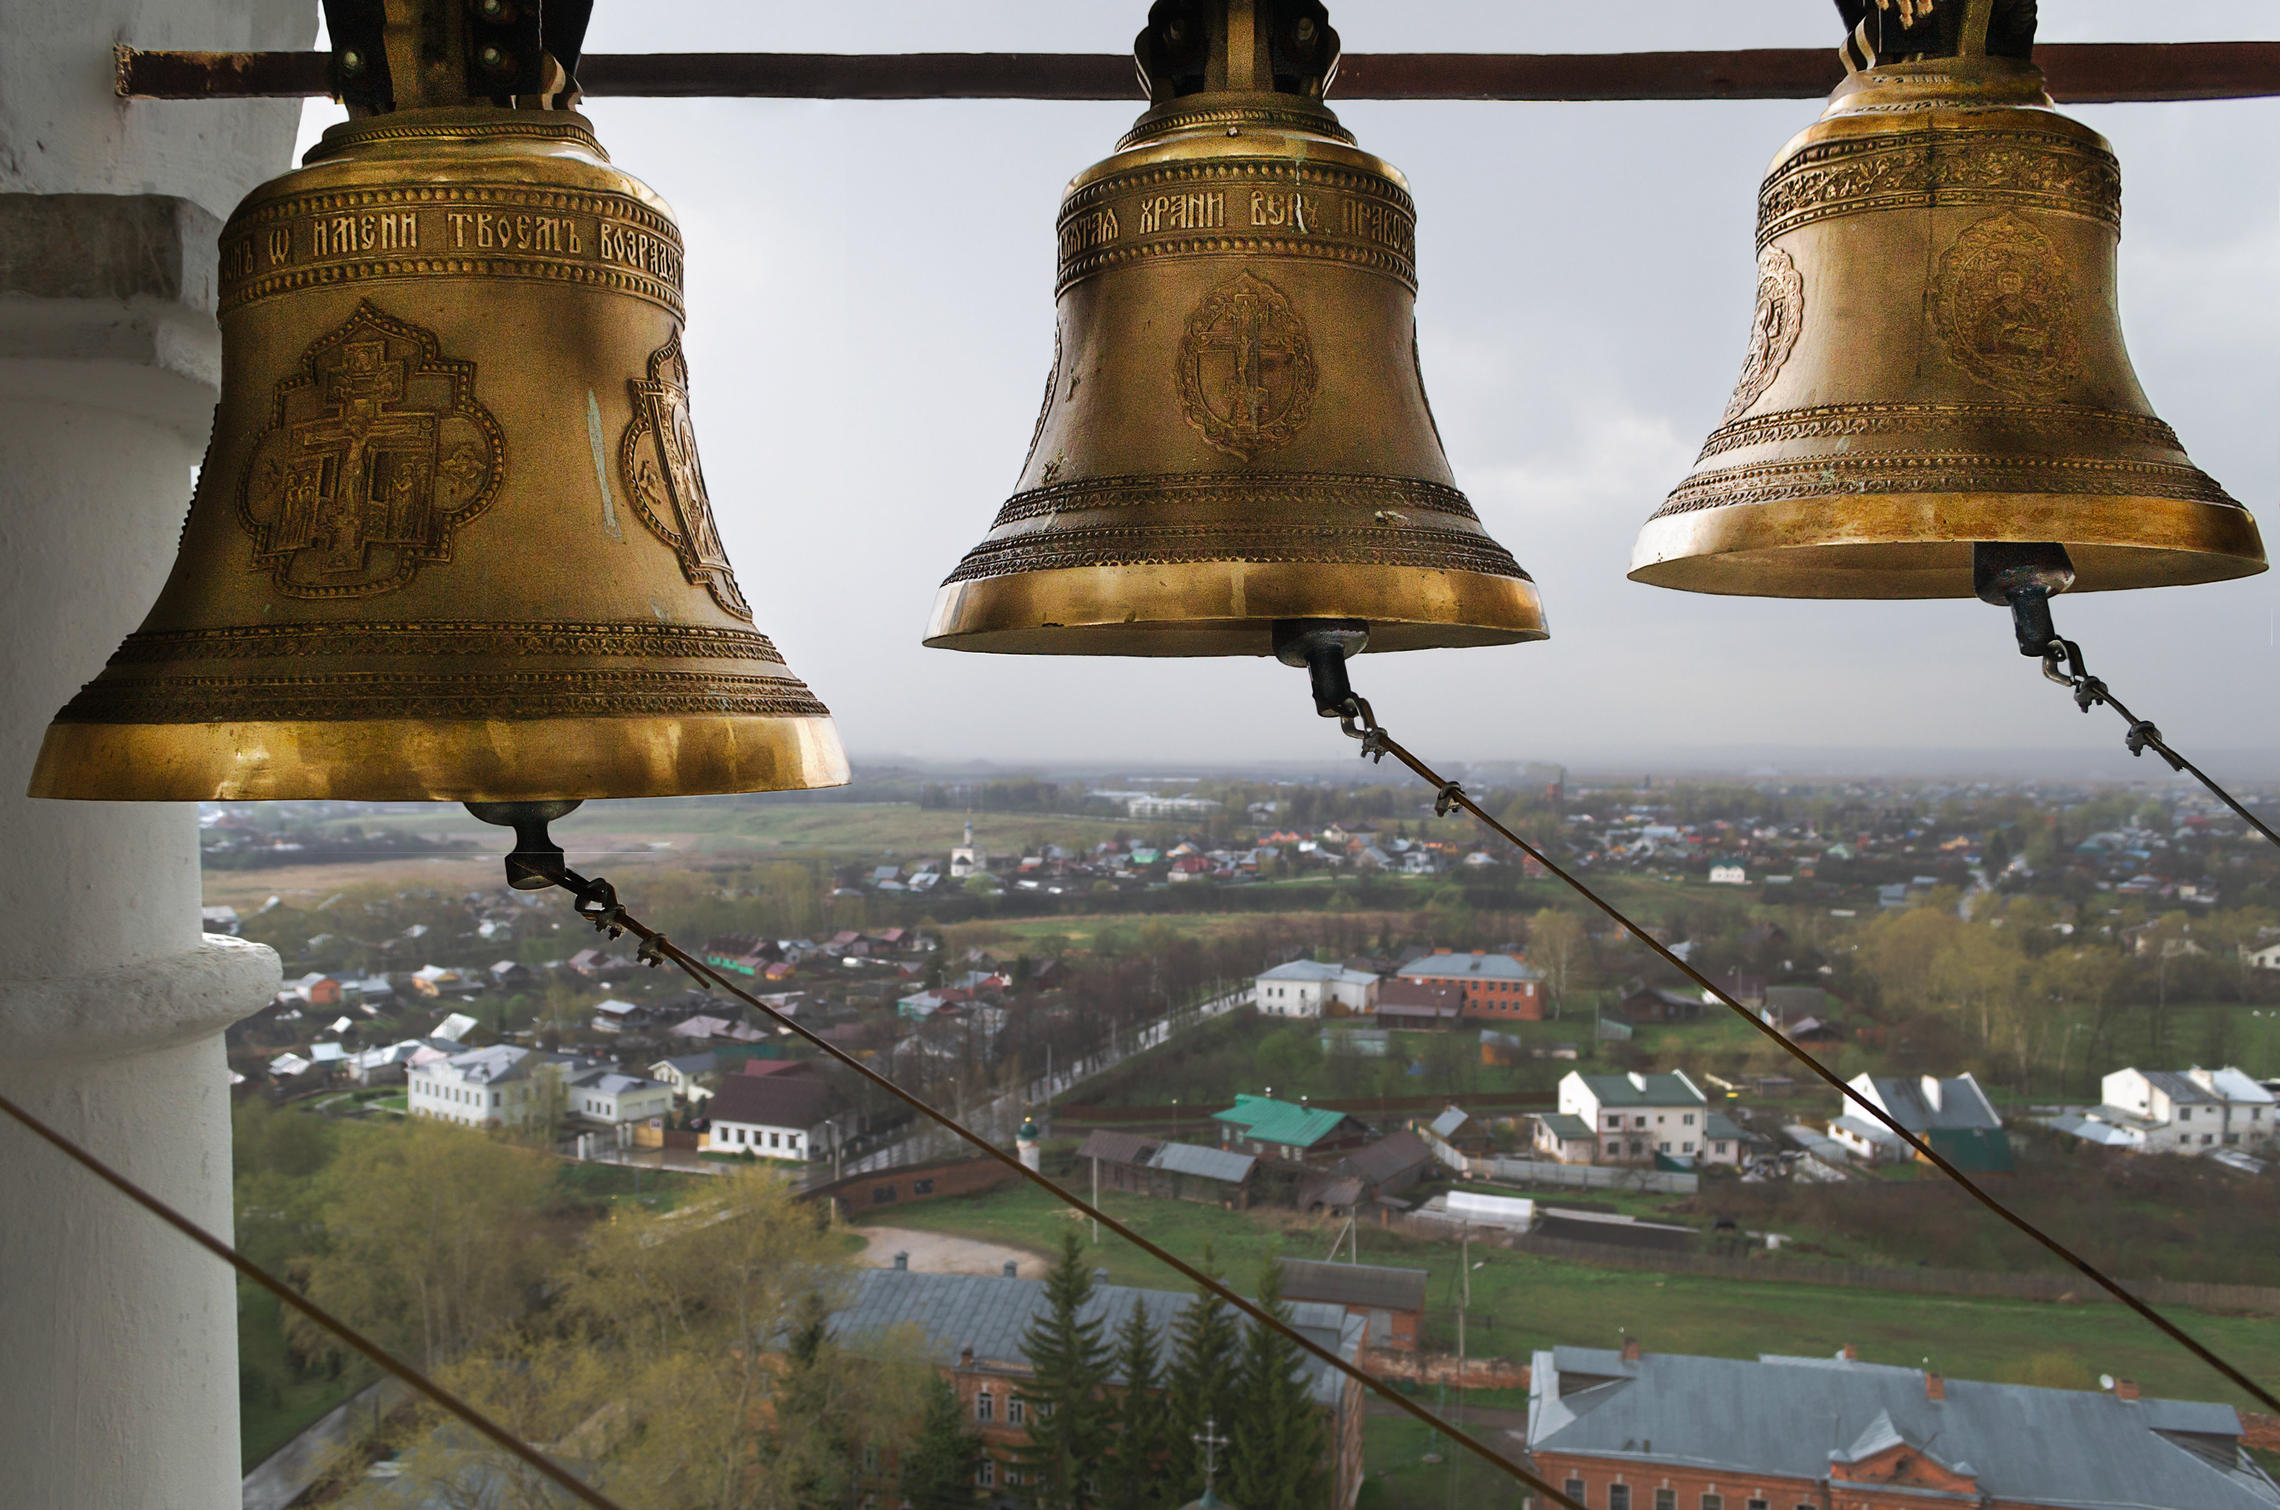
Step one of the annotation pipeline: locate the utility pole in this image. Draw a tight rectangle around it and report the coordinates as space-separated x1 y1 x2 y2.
1091 1152 1100 1245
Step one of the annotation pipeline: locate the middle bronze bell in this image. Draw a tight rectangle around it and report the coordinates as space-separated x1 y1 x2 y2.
925 0 1545 657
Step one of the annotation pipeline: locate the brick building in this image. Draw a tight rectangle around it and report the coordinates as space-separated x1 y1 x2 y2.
1396 951 1545 1020
1528 1343 2280 1510
829 1267 1368 1508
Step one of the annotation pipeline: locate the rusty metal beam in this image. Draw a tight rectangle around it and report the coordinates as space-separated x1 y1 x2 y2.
115 42 2280 105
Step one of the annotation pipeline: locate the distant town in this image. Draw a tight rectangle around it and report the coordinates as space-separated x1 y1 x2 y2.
211 765 2280 1508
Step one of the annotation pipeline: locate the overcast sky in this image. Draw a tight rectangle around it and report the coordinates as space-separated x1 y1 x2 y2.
304 2 2280 775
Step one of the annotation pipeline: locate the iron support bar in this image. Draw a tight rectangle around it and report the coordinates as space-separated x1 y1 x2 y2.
116 42 2280 104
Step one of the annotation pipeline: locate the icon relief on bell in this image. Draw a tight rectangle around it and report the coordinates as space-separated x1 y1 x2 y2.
237 301 504 598
1723 246 1806 424
1177 269 1319 462
1931 211 2087 400
620 334 753 622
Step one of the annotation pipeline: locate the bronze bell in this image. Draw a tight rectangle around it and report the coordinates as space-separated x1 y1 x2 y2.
926 0 1545 656
31 0 846 802
1631 0 2266 600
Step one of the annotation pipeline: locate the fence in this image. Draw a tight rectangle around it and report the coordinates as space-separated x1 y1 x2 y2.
1383 1220 2280 1314
1466 1154 1698 1195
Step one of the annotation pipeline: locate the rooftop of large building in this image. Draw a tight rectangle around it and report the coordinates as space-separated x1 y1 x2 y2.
1396 951 1542 982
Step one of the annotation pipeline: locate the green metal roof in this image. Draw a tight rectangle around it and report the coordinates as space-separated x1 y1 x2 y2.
1210 1093 1355 1149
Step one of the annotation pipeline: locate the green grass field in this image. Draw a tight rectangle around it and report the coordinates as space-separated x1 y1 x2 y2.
861 1183 2280 1413
1357 1416 1530 1510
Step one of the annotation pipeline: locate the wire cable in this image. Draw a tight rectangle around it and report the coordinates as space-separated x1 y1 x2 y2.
2041 634 2280 852
524 856 1587 1510
0 1087 626 1510
1324 698 2280 1418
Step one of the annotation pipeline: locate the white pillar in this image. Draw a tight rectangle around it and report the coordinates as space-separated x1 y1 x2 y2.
0 5 312 1508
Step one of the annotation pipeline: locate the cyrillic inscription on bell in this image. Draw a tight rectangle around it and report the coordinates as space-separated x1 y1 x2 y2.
1631 0 2265 600
925 0 1547 657
30 78 846 803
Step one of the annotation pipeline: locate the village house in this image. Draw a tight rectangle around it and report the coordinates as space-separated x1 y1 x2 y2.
1212 1094 1373 1165
1555 1070 1734 1166
2057 1066 2277 1159
1616 983 1704 1025
562 1066 674 1129
1277 1259 1428 1354
1395 950 1545 1021
1828 1072 2013 1171
705 1062 844 1162
1074 1129 1258 1209
829 1266 1368 1509
1375 975 1464 1030
648 1051 725 1104
407 1044 550 1130
1254 958 1380 1019
1529 1342 2280 1510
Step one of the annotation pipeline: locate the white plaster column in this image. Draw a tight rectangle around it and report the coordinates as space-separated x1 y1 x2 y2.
0 4 315 1507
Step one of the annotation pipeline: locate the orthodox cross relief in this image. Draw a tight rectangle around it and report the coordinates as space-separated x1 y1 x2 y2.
238 301 503 598
621 333 753 621
1178 269 1320 462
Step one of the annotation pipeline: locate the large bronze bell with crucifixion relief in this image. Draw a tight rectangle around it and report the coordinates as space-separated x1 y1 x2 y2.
30 0 845 802
1630 0 2265 600
925 0 1545 656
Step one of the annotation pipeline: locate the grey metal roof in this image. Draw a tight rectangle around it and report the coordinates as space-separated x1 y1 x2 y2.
1852 1072 2002 1132
1278 1259 1427 1313
1398 952 1542 982
830 1269 1359 1407
2143 1069 2224 1104
1429 1106 1473 1139
1338 1130 1433 1185
1257 959 1375 985
1529 1347 2280 1510
1147 1140 1255 1184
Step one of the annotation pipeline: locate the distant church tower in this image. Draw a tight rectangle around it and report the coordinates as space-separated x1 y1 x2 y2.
1016 1113 1042 1172
950 815 988 879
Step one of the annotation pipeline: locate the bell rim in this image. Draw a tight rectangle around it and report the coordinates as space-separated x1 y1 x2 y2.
1627 491 2268 600
26 713 849 803
923 560 1547 657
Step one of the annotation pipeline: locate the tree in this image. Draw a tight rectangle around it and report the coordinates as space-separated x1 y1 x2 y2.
290 1117 556 1371
900 1376 981 1509
1015 1231 1114 1509
1104 1299 1170 1510
1226 1262 1328 1510
1164 1246 1241 1499
1527 908 1589 1015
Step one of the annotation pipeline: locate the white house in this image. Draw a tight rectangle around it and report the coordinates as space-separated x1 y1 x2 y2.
949 818 988 880
1708 864 1747 886
563 1066 674 1128
1254 959 1380 1019
2244 942 2280 972
649 1051 723 1104
1827 1072 2005 1165
408 1044 551 1129
705 1065 841 1162
2094 1066 2275 1154
1555 1070 1732 1165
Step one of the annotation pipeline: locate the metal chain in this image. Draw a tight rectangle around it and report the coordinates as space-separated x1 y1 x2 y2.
2041 635 2280 851
521 853 1587 1510
1324 681 2280 1418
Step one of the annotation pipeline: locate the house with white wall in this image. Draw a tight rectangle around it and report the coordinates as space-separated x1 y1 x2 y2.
408 1044 551 1129
1555 1070 1732 1165
2094 1066 2275 1154
706 1064 843 1161
1254 959 1379 1019
1827 1073 2008 1168
564 1066 674 1128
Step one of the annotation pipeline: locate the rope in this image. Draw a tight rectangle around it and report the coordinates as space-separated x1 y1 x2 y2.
0 1087 625 1510
1327 700 2280 1419
533 861 1587 1510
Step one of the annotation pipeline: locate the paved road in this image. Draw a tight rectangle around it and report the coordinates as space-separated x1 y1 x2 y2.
243 1376 409 1510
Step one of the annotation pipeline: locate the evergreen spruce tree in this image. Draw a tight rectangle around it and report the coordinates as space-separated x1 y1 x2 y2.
1015 1231 1114 1509
1164 1244 1242 1499
1226 1261 1328 1510
899 1376 981 1510
1104 1298 1171 1510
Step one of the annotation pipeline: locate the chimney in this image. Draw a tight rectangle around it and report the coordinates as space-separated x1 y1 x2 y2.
893 1251 909 1271
1002 1260 1018 1278
2116 1378 2140 1401
1621 1334 1641 1364
959 1345 974 1369
1925 1371 1945 1402
1840 1343 1857 1361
